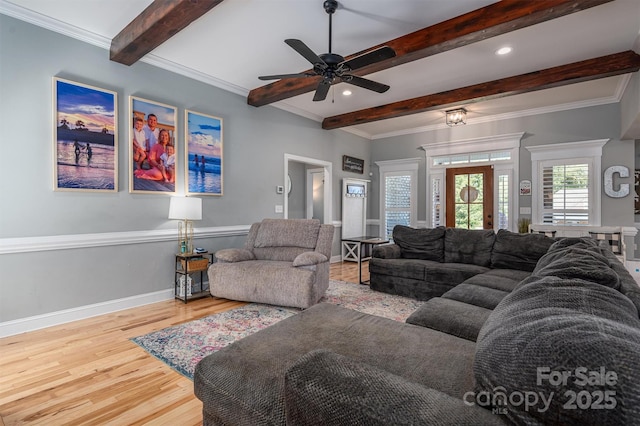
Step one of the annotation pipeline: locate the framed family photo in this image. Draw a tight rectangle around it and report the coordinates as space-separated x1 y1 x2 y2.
129 96 177 194
53 77 118 192
185 110 223 196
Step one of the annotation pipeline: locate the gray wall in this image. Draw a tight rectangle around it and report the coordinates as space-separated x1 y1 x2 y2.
0 15 370 322
370 104 636 230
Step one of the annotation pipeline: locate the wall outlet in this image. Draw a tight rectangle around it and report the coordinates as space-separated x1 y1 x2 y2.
275 205 283 213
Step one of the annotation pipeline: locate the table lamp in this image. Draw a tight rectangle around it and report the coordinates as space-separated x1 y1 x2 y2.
168 196 202 254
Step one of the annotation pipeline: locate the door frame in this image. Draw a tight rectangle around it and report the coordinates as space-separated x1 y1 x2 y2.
284 154 332 224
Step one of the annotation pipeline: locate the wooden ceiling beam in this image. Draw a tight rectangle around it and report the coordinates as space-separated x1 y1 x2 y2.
247 0 612 107
321 51 640 130
110 0 224 66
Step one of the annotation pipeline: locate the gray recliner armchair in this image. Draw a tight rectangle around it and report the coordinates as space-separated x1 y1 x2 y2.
208 218 334 309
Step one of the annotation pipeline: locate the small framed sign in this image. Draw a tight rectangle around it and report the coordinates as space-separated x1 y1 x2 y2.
342 155 364 174
520 180 532 196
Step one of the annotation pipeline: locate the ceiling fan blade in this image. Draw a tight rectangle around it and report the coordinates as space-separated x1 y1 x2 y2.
285 39 326 66
342 75 390 93
341 46 396 71
313 80 332 102
259 73 313 81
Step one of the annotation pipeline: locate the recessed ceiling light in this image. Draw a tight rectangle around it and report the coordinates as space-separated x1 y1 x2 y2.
495 46 512 56
342 89 352 96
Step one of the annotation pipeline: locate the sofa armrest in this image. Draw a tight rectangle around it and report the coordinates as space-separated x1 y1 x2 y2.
284 349 506 426
372 243 401 259
292 252 328 267
214 248 255 263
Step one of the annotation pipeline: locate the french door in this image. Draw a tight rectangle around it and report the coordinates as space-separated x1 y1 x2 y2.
445 166 494 229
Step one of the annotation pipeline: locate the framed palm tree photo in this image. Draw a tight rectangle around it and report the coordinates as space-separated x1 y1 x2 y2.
53 77 118 192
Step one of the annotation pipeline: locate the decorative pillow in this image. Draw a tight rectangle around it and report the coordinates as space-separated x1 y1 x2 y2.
292 252 327 267
254 218 320 249
392 225 445 262
215 248 255 263
475 275 640 425
490 229 555 272
444 228 495 267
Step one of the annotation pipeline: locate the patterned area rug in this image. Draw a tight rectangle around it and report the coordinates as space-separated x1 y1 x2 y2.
131 280 424 379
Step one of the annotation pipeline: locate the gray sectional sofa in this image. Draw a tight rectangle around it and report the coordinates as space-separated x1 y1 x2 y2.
369 225 554 302
194 230 640 425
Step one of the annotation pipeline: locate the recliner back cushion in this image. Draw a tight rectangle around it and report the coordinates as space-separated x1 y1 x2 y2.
392 225 445 262
254 218 320 249
475 275 640 425
490 229 555 272
444 228 495 267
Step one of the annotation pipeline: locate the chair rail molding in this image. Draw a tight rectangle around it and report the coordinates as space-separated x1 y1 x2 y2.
0 225 251 255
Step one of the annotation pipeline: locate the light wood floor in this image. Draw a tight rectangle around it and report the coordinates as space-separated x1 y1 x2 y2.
0 261 366 425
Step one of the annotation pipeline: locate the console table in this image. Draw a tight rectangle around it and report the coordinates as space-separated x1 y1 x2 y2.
341 236 389 284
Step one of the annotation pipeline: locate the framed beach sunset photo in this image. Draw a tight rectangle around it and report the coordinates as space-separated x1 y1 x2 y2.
185 110 223 196
129 96 177 194
53 77 117 192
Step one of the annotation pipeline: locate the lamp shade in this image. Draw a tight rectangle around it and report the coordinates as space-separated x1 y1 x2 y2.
168 197 202 220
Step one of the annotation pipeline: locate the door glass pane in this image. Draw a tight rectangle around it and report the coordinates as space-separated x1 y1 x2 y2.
468 204 484 229
454 173 484 229
455 204 468 228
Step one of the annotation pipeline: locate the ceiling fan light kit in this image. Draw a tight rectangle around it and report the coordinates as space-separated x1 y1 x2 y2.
258 0 396 102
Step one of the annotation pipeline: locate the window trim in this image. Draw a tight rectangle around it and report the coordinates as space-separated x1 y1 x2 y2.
527 139 608 227
375 158 420 239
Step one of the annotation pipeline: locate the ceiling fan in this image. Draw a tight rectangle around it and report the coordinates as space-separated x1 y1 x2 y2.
258 0 396 102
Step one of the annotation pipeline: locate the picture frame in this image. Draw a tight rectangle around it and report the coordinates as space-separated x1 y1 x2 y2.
185 110 223 196
129 96 177 194
342 155 364 174
53 77 118 192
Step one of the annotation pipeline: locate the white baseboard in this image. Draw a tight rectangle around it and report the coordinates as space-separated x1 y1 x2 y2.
0 288 174 338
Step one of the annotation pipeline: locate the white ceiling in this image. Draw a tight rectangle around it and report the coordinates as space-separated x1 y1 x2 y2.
2 0 640 139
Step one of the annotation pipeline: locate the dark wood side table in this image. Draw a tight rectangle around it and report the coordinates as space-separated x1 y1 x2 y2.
174 252 213 303
341 236 389 284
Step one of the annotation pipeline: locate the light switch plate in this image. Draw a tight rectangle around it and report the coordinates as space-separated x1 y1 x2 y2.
275 205 283 213
519 207 531 214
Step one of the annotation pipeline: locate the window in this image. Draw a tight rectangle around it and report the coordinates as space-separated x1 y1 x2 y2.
527 140 607 226
541 162 589 224
376 158 419 239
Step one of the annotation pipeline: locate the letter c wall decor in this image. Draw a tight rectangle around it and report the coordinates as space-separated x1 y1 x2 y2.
603 165 630 198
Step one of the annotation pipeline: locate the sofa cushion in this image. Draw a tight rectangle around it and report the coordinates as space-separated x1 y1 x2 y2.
392 225 445 262
490 229 555 272
462 269 529 293
406 298 492 341
535 247 620 290
442 283 509 310
284 349 505 426
444 228 495 267
475 275 640 425
532 237 620 290
254 218 320 249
